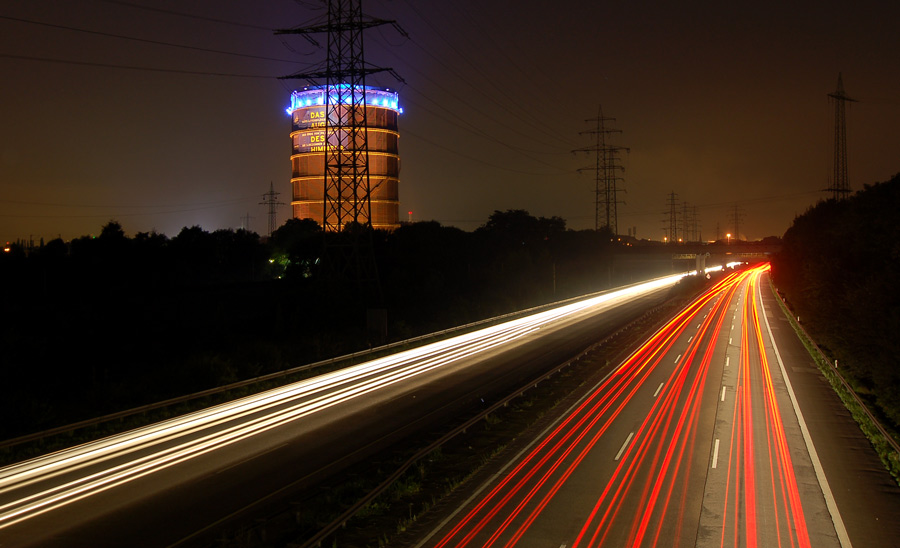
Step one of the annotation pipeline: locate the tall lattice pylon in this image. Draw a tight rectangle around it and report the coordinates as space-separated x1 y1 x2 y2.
826 73 856 200
729 203 745 242
277 1 402 233
604 145 627 237
664 191 679 244
259 182 284 237
573 106 628 236
276 1 404 307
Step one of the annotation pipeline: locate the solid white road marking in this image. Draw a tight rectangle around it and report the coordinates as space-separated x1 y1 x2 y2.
760 281 852 548
712 438 720 469
615 432 634 461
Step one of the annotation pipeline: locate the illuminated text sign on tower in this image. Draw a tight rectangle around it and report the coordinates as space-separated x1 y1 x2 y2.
286 86 402 230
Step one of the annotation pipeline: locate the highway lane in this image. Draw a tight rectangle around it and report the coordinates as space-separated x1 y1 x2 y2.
418 264 842 548
695 267 837 548
758 280 900 547
0 273 689 547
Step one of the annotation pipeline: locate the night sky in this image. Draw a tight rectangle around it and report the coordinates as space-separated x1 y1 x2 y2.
1 0 898 244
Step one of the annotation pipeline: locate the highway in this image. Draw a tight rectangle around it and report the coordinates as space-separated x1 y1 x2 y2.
417 264 849 548
0 272 689 547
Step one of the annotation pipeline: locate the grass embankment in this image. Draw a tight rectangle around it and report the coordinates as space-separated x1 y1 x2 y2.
770 280 900 484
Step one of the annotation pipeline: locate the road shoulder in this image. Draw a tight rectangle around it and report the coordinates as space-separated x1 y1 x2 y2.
763 277 900 548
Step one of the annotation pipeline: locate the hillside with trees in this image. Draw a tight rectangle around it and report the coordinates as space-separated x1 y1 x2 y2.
773 173 900 430
1 210 663 440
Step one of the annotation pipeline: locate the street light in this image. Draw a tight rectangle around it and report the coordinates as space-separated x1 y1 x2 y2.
726 233 732 245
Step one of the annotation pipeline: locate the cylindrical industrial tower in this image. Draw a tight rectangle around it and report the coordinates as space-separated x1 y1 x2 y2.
286 86 401 230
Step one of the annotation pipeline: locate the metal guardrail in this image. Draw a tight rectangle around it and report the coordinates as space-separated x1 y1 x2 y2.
771 284 900 457
295 305 658 548
300 277 898 548
0 279 665 451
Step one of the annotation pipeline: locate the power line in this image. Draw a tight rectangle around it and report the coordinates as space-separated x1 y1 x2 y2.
403 127 572 177
397 78 575 157
393 0 578 147
619 190 822 219
399 89 576 172
0 202 245 219
0 15 300 63
94 0 275 31
0 196 254 208
363 5 580 163
0 53 275 78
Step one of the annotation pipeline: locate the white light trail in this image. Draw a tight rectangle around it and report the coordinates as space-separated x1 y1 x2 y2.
0 272 690 531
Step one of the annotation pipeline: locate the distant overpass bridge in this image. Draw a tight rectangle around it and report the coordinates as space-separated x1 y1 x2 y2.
657 241 781 258
668 242 779 271
609 242 781 282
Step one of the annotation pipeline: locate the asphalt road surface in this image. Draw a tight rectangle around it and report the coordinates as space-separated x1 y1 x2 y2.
414 264 900 548
0 273 689 547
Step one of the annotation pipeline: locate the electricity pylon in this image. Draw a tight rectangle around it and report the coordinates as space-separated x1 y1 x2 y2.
259 182 284 237
573 106 629 236
276 0 405 308
826 73 856 200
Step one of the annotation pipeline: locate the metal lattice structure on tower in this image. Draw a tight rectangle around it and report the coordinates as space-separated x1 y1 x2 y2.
275 0 408 314
826 73 856 200
276 1 404 233
573 106 628 236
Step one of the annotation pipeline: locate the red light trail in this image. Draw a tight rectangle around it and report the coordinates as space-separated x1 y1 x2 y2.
719 265 811 548
425 264 823 548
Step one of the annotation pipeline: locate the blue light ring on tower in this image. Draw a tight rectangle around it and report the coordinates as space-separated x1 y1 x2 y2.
286 86 401 116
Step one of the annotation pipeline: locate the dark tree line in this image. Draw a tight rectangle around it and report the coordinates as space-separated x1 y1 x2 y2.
0 210 648 440
773 173 900 428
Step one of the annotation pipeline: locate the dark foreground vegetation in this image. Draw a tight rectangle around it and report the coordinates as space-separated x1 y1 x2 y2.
218 292 700 548
773 173 900 433
0 210 670 441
